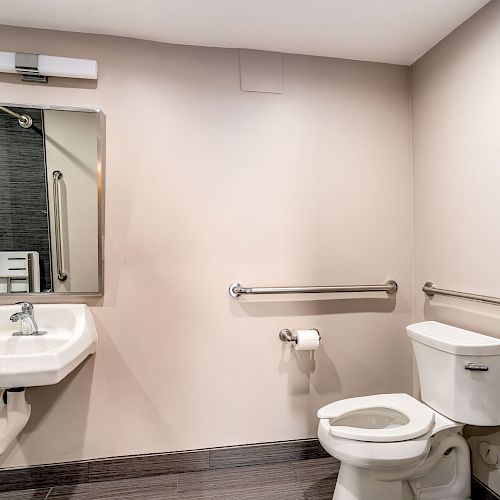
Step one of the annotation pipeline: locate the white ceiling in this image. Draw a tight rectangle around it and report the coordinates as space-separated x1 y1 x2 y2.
0 0 491 65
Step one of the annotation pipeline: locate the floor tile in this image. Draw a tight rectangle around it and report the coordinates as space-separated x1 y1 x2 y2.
0 462 88 492
292 457 339 499
47 474 178 499
0 488 51 500
177 484 306 499
177 461 300 498
224 482 307 499
0 457 340 500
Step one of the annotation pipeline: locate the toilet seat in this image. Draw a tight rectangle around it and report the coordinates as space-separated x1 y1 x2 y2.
317 393 435 443
318 418 432 470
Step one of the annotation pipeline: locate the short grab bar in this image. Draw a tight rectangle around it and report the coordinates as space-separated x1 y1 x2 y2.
229 280 398 298
423 282 500 306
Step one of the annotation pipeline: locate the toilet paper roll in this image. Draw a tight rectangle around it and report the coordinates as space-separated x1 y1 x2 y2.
294 329 320 351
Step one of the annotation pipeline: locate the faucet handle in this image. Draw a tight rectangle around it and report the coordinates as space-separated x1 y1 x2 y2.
15 302 33 315
9 312 21 322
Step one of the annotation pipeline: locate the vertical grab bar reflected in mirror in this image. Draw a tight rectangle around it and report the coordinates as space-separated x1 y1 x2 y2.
27 252 34 292
52 171 68 282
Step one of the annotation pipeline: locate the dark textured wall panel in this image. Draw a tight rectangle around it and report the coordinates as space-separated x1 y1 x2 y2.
0 106 52 292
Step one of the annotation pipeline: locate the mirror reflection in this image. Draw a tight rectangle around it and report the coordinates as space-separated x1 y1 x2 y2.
0 104 103 294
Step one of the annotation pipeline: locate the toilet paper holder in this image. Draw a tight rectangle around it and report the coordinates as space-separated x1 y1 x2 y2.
279 328 321 343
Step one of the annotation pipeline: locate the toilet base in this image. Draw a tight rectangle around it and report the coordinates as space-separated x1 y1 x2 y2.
332 463 471 500
330 432 471 500
333 463 413 500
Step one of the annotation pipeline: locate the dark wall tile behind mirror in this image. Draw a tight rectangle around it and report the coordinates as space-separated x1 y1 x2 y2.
0 107 52 292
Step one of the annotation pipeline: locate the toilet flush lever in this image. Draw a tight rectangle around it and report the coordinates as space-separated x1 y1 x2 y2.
465 362 488 371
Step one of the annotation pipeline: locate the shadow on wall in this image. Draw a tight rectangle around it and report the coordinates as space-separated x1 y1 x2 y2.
279 342 341 396
279 342 341 437
231 297 396 318
0 312 181 467
0 357 94 467
0 73 97 89
423 297 500 339
280 344 316 396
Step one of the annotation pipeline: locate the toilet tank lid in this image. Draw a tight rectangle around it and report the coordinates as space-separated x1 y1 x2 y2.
406 321 500 355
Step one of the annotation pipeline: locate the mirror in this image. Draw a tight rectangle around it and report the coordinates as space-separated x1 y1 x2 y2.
0 103 104 295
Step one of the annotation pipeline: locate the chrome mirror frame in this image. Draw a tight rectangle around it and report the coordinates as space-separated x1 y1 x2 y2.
0 102 105 297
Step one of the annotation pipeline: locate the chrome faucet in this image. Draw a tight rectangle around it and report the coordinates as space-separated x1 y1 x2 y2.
10 302 46 336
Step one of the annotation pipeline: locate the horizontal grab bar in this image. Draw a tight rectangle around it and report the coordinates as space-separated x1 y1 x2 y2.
423 282 500 306
229 280 398 298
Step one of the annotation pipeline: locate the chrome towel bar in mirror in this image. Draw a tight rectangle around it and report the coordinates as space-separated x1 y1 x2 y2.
423 282 500 306
229 280 398 298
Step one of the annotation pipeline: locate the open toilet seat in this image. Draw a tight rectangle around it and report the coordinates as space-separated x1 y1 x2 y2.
318 418 433 470
318 393 436 443
317 393 461 472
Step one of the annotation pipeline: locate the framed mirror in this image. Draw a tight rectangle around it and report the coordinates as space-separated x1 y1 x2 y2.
0 103 104 295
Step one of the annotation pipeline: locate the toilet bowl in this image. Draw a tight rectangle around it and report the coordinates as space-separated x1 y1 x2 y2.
318 394 470 500
316 321 500 500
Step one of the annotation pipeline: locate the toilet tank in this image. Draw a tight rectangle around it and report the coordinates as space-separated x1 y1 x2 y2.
407 321 500 426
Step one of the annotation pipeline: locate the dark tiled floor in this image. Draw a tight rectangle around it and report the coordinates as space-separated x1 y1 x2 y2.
0 457 339 500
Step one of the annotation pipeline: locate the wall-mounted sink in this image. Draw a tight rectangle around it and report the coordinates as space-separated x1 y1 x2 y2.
0 303 97 388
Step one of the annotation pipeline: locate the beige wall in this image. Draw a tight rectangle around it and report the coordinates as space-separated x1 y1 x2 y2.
44 109 99 293
411 0 500 493
0 25 413 467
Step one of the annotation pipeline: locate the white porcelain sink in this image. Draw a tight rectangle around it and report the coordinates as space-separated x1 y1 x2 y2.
0 304 97 387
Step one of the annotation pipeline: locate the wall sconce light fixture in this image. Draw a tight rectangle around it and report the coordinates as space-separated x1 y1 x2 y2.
0 52 98 83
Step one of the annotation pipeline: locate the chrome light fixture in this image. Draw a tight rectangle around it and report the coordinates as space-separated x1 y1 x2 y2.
0 52 98 83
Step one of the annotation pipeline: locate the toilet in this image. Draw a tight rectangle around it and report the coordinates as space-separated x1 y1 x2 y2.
317 321 500 500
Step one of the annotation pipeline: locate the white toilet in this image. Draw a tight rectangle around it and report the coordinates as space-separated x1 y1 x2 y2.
317 321 500 500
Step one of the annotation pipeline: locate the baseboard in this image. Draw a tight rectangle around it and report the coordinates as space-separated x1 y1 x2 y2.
0 438 330 492
472 476 500 500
